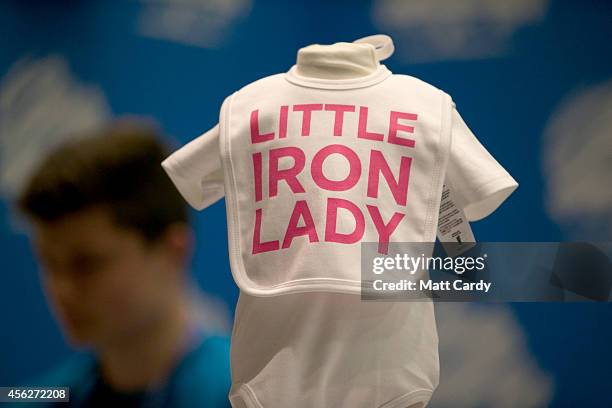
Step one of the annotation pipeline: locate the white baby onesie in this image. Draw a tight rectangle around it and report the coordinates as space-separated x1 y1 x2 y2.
162 35 518 408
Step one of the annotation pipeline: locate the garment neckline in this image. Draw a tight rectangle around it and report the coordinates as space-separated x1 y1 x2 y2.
285 63 392 90
285 37 394 90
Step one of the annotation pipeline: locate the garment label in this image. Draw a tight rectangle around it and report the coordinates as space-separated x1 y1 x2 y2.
437 184 476 256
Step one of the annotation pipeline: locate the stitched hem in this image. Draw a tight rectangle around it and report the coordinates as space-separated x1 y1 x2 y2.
380 389 434 408
229 383 264 408
460 174 518 222
229 385 433 408
161 159 223 211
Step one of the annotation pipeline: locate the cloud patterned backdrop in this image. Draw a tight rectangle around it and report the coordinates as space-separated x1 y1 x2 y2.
0 1 611 406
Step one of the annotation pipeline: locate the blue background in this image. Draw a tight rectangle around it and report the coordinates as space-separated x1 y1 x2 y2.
1 0 611 406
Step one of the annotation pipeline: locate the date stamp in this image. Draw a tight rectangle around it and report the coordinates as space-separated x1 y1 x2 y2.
0 387 69 402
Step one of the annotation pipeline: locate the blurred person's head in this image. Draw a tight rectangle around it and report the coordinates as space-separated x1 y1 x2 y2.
17 121 192 350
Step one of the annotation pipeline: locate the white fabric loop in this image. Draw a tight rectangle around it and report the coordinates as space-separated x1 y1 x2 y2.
353 34 395 61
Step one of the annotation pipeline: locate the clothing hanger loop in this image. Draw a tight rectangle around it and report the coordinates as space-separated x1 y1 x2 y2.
353 34 394 61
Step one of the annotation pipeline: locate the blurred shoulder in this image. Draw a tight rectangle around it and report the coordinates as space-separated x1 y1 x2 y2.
23 353 95 388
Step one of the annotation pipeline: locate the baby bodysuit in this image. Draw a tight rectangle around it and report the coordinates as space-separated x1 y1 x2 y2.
162 36 518 408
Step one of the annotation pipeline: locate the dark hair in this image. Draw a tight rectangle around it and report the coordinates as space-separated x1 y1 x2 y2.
17 120 188 242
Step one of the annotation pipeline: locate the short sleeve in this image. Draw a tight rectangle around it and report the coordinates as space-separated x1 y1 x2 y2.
161 124 225 211
445 106 518 222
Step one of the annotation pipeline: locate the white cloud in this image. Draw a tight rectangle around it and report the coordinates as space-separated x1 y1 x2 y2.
430 303 553 407
372 0 549 62
543 80 612 239
138 0 252 48
0 56 110 201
